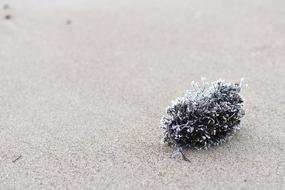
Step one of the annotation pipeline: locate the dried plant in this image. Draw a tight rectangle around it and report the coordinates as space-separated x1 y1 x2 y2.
160 79 246 161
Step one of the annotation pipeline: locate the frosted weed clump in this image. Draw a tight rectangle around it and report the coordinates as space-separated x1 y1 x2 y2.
160 79 246 161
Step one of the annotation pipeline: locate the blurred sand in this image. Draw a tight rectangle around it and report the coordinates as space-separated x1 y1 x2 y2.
0 0 284 189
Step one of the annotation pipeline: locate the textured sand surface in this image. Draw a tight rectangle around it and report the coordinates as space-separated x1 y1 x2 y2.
0 0 284 189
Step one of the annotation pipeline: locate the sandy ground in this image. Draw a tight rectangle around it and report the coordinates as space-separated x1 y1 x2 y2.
0 0 284 189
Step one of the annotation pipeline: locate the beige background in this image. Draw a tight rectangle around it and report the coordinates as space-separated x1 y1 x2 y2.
0 0 284 189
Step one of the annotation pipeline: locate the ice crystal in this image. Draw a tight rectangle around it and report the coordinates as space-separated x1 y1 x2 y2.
160 79 245 156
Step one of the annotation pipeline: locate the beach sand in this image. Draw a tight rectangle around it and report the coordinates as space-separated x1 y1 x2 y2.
0 0 284 189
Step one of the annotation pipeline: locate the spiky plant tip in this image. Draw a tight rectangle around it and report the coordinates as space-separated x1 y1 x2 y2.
160 79 245 152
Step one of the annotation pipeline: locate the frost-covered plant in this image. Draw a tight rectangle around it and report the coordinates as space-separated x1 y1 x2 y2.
160 79 245 160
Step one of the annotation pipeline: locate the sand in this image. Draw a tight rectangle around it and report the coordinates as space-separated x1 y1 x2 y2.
0 0 284 189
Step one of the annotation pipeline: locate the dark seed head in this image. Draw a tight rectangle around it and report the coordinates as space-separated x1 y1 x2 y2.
160 79 245 150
